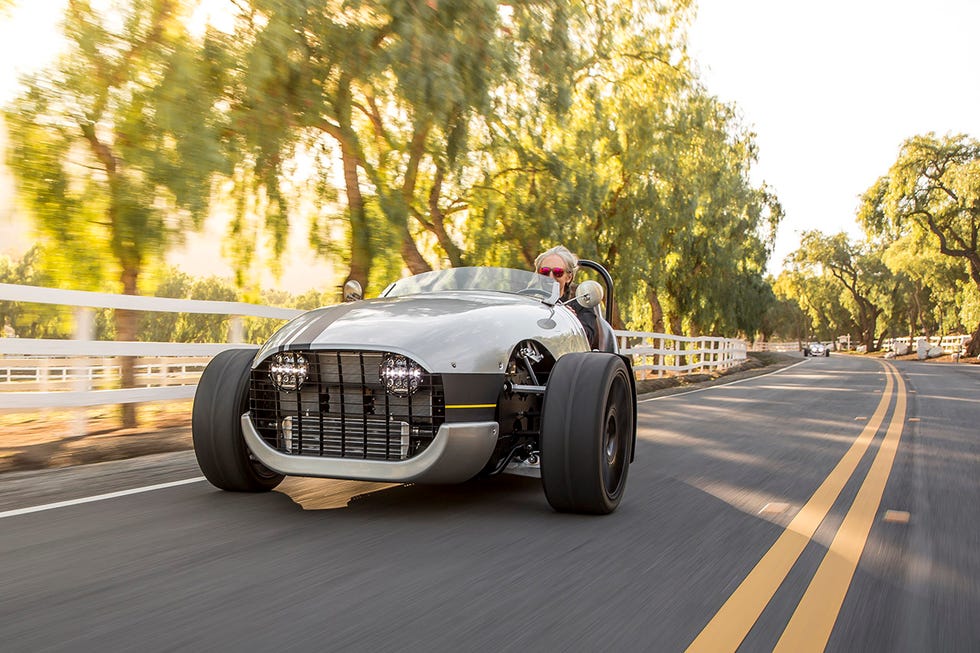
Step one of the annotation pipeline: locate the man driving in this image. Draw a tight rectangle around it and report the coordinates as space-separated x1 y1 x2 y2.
534 245 598 350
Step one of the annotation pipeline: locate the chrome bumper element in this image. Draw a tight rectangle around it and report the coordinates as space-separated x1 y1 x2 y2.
241 413 498 484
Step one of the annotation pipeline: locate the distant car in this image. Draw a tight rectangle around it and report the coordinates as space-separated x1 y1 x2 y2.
192 263 636 514
804 342 829 357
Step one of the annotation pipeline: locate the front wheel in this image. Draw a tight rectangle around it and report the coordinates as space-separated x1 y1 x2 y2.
192 348 284 492
540 353 635 514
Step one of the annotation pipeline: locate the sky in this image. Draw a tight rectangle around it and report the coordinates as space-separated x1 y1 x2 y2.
2 0 980 287
687 0 980 272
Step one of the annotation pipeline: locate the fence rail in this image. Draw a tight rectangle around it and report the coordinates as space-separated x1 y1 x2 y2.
882 335 969 355
614 331 746 378
2 283 747 410
747 341 802 353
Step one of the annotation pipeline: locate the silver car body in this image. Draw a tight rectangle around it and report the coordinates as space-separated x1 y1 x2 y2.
241 267 599 484
253 291 589 375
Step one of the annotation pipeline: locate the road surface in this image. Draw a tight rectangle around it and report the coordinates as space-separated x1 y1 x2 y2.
1 354 978 651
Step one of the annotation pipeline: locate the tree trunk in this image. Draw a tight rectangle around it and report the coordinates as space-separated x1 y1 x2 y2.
329 75 373 290
340 142 371 289
648 290 665 333
400 227 431 274
967 262 980 357
875 329 888 352
118 265 139 428
967 321 980 357
424 166 465 267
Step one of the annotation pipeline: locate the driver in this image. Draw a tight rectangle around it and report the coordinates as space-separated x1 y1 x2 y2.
534 245 598 350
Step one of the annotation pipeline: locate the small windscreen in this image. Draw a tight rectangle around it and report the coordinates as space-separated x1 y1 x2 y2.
381 267 559 303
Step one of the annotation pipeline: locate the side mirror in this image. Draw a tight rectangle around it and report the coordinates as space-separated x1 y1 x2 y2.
343 279 363 302
575 280 603 309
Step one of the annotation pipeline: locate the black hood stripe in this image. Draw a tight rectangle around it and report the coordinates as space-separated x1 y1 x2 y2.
282 302 362 350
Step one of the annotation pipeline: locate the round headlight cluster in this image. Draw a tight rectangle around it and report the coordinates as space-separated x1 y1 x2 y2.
379 353 424 396
269 352 308 392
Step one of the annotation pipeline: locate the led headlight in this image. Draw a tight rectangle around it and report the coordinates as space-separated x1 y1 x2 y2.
269 352 308 392
379 353 424 396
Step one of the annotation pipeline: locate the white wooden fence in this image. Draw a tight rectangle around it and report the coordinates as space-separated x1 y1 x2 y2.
1 283 747 410
747 341 802 353
614 331 746 378
0 283 298 410
882 335 970 355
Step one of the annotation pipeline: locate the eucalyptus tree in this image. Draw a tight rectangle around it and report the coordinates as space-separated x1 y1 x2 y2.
860 133 980 354
0 246 70 338
772 268 849 343
879 230 968 338
4 0 229 425
652 91 779 335
221 0 511 290
758 290 808 344
218 0 776 332
789 231 892 351
464 0 778 333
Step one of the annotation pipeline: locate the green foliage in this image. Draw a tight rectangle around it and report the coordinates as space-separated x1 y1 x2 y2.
4 0 228 295
211 0 778 335
788 231 893 350
861 132 980 353
5 0 782 341
139 270 239 343
0 246 73 338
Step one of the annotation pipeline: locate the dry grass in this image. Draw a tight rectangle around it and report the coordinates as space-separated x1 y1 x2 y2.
0 401 193 474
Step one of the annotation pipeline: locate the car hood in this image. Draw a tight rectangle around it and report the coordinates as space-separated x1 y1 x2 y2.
254 291 589 374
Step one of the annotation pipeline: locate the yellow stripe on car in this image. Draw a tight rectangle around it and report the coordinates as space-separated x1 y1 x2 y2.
445 404 497 409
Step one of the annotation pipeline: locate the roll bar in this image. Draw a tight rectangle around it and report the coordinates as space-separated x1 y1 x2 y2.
577 260 614 323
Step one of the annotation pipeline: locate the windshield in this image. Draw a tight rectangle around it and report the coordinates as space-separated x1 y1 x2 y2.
381 267 559 303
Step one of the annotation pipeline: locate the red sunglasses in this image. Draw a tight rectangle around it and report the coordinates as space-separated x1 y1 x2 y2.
538 266 567 278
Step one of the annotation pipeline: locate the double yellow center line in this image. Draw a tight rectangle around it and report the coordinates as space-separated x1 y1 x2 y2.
687 361 907 652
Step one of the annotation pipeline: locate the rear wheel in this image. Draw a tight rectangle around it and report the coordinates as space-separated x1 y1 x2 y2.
192 348 284 492
540 353 634 514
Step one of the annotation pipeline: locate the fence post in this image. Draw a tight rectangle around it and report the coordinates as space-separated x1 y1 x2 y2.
72 307 94 437
229 316 244 344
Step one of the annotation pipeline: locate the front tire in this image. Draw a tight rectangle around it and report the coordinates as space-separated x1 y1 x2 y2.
540 353 635 514
193 348 284 492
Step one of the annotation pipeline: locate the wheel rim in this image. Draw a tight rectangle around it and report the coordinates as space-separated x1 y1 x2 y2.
602 372 630 497
250 454 279 480
605 413 619 464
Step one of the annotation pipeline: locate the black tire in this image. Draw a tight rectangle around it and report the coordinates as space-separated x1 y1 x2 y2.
540 353 635 514
192 348 284 492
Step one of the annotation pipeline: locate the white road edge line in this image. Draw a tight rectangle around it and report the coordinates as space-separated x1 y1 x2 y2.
638 359 809 403
0 477 206 519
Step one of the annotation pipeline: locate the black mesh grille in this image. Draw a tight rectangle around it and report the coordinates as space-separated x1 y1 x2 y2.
250 351 445 461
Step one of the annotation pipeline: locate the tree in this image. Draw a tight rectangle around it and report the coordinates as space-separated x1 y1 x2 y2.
773 268 852 344
220 0 512 291
861 133 980 355
789 231 890 351
4 0 229 425
0 246 72 338
460 1 779 334
879 230 968 339
200 0 777 335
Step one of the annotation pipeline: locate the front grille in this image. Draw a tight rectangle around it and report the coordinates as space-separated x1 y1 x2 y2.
250 351 444 461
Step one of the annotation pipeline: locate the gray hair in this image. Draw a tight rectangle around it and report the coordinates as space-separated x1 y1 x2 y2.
534 245 579 281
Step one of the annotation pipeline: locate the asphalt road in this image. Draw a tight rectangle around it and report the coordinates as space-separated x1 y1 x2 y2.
1 354 978 652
